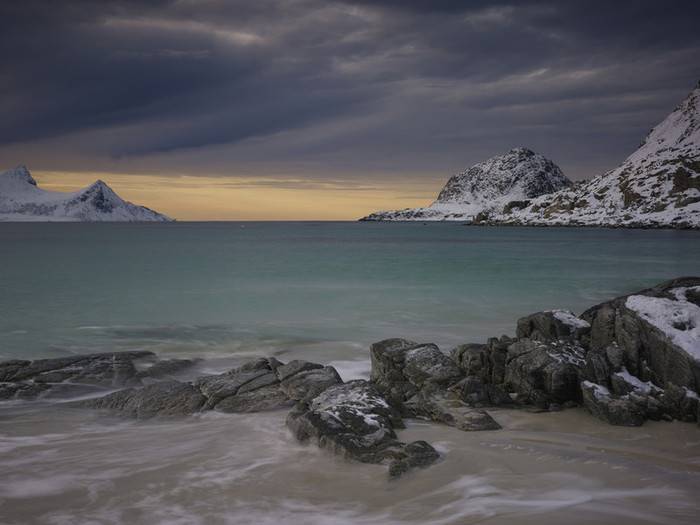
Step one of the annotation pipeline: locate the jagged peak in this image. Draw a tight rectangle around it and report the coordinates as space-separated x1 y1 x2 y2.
508 147 536 156
1 165 37 186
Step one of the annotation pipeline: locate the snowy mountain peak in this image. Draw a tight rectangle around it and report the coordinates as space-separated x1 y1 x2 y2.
360 148 571 221
1 165 37 187
485 83 700 229
0 166 172 222
434 147 571 205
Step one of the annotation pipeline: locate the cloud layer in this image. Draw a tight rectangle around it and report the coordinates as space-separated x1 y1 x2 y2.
1 0 699 183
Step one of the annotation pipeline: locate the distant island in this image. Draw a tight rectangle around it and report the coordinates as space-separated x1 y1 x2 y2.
361 82 700 229
0 165 172 222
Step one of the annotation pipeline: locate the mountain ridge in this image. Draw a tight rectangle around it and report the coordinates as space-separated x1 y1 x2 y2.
360 82 700 228
0 166 172 222
360 148 572 221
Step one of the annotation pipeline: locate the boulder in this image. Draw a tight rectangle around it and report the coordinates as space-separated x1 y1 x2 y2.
504 339 586 407
370 338 464 408
581 277 700 391
286 380 439 477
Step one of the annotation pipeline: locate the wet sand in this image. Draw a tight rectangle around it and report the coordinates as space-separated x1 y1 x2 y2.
1 400 699 525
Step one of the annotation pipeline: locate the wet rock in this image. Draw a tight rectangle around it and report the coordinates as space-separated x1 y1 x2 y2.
504 339 586 407
516 310 590 342
77 380 206 418
370 338 422 406
276 360 324 382
449 375 512 406
387 440 441 478
451 337 511 385
581 381 646 426
370 338 464 409
0 351 153 385
403 344 463 389
0 351 155 401
195 358 282 410
215 384 293 413
286 380 439 477
405 390 501 431
0 382 50 401
279 365 342 402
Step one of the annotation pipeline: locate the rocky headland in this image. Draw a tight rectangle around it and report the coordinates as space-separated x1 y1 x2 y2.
2 277 699 477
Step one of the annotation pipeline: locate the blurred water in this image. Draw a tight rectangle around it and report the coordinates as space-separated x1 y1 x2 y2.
1 222 699 361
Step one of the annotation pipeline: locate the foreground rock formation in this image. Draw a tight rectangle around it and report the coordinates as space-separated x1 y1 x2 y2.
2 277 699 476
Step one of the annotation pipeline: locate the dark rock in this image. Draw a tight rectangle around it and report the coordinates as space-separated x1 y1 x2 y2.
370 338 422 407
215 384 293 413
195 358 281 410
387 440 441 478
449 375 512 406
287 380 402 461
279 366 342 402
276 360 324 381
580 381 646 426
77 380 206 418
405 390 501 431
516 310 590 342
286 380 439 477
581 277 700 391
370 338 464 409
504 339 586 407
403 344 463 389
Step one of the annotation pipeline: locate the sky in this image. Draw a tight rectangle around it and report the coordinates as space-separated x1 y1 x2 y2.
1 0 699 220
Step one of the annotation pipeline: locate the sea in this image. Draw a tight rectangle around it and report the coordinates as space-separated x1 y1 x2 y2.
1 222 699 524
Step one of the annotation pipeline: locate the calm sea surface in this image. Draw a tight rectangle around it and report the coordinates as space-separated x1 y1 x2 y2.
1 222 699 360
1 222 699 525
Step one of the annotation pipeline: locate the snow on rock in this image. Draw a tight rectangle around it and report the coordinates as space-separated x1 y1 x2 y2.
359 148 571 221
581 380 611 400
0 165 172 222
359 82 700 228
550 309 591 330
625 289 700 360
614 367 662 394
490 82 700 229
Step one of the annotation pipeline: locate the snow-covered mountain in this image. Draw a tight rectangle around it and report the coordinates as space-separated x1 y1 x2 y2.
360 148 572 221
484 83 700 228
0 166 172 222
360 82 700 229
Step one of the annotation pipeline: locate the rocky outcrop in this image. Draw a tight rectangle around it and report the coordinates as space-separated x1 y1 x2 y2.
0 351 155 401
79 380 207 419
370 338 501 430
286 380 439 478
3 277 699 478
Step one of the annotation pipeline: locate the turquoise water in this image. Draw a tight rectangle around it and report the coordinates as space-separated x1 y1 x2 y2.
1 222 699 361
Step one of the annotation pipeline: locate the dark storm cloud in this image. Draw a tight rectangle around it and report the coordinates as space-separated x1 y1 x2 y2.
0 0 699 179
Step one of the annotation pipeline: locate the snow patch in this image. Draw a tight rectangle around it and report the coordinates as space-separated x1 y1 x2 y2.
625 290 700 360
550 310 590 330
614 368 662 394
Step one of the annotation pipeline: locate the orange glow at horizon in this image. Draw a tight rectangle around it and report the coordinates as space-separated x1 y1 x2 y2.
32 171 437 221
